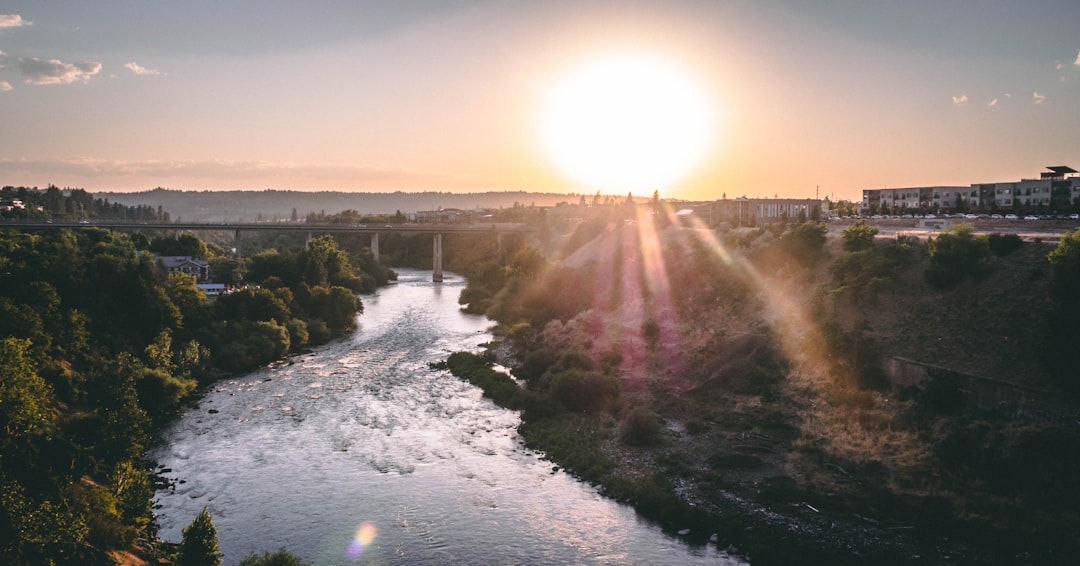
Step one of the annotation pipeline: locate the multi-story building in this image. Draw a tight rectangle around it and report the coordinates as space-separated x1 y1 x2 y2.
157 255 211 282
711 197 821 226
861 166 1079 214
861 186 970 214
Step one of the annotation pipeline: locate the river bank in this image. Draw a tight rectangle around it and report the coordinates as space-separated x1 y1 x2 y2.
444 348 1078 565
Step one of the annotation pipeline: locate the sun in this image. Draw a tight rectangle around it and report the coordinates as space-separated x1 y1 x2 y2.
540 53 716 193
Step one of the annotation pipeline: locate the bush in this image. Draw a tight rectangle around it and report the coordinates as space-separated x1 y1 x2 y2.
987 232 1023 256
925 224 989 288
549 368 619 413
620 406 663 446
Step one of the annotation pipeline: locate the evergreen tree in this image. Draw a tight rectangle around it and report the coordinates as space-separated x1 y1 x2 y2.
178 506 222 566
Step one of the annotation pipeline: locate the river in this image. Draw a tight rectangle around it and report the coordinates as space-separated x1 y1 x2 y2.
150 269 743 565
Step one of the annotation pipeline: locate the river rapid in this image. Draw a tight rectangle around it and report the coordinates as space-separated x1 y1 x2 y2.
150 269 743 565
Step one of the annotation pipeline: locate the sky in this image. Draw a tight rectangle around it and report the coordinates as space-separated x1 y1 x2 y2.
1 1 1078 201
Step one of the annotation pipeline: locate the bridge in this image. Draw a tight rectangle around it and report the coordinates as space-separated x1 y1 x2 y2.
1 220 534 282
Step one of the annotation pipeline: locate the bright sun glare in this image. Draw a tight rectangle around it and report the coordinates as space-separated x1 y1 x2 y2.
540 53 716 193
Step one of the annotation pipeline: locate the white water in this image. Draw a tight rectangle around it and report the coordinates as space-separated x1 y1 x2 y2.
150 270 742 565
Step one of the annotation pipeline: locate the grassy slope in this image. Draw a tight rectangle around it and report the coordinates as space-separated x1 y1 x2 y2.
477 226 1080 565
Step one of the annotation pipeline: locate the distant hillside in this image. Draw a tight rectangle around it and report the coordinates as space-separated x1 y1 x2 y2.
97 188 584 223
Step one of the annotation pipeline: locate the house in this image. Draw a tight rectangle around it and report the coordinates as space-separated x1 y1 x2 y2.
157 256 211 282
196 283 227 296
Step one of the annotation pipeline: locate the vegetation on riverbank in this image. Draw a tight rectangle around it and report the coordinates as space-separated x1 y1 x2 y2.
449 215 1080 564
0 221 382 564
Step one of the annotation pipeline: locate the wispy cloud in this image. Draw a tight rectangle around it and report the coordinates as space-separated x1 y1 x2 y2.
18 58 102 85
0 157 454 186
951 94 968 106
0 81 12 92
1075 49 1080 66
987 98 998 107
0 14 31 28
1033 91 1046 104
124 62 162 76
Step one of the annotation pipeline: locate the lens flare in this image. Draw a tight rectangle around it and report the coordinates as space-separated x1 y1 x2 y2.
346 522 377 561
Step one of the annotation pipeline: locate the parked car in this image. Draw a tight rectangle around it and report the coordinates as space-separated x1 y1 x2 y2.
991 214 1003 219
1005 214 1018 220
1024 215 1039 220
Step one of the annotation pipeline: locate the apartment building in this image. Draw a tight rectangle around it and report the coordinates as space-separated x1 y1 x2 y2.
862 166 1080 214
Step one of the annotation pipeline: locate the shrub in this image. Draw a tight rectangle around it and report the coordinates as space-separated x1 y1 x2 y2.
620 405 663 446
987 232 1023 256
925 224 989 288
549 368 619 413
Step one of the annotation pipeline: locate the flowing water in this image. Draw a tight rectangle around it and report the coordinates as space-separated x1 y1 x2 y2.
150 269 743 565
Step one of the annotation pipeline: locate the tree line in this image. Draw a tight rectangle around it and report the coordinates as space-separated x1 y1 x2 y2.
2 185 170 223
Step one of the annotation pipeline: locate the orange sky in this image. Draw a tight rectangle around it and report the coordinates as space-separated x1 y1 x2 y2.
2 1 1079 202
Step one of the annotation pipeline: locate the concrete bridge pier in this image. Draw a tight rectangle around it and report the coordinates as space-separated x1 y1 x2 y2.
432 233 443 282
234 229 242 259
371 233 379 262
305 231 312 249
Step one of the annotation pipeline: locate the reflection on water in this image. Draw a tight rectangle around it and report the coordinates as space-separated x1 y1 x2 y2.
150 270 742 565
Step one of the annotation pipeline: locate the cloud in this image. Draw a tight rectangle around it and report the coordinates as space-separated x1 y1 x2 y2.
124 61 162 76
1075 50 1080 66
1033 91 1046 104
987 98 998 107
0 14 31 28
951 94 968 106
0 157 454 187
18 57 102 85
0 81 12 92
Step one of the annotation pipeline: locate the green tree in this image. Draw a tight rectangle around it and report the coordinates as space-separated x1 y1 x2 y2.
238 549 311 566
0 337 54 438
841 221 878 252
780 221 828 266
178 506 222 566
304 286 360 335
925 224 989 288
1047 229 1080 393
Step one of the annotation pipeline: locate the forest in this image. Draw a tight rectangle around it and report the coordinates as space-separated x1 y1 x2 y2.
0 187 396 564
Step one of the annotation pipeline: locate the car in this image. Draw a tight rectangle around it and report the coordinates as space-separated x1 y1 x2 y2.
991 214 1003 219
1070 214 1080 220
1024 215 1039 220
925 214 936 219
964 214 977 219
1005 214 1018 220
